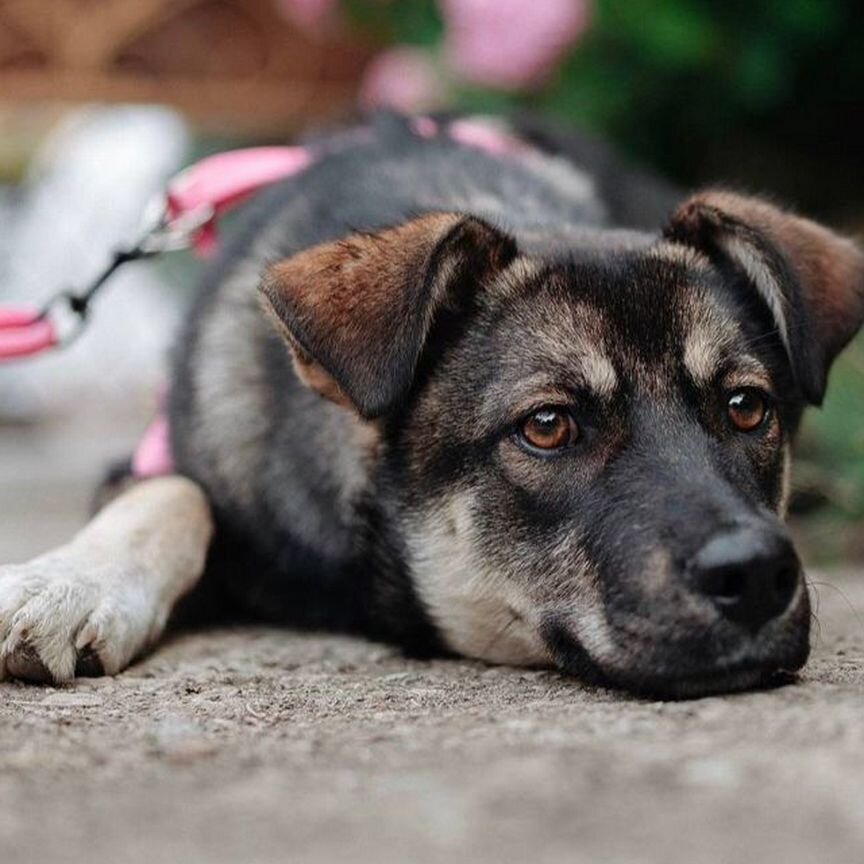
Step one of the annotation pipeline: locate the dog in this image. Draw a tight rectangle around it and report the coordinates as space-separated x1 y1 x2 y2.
1 113 863 697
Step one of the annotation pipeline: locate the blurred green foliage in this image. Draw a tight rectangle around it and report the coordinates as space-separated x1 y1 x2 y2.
794 337 864 561
543 1 864 217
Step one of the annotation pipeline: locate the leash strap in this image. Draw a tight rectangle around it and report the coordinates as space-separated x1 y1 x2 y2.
0 146 314 363
0 307 58 360
0 119 525 363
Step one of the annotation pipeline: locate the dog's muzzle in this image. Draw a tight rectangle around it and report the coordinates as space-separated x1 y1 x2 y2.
543 524 810 699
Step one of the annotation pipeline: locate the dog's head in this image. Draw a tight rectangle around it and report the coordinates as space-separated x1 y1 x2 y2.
261 192 864 697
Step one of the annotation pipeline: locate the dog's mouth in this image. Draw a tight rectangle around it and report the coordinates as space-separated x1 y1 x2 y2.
543 620 807 700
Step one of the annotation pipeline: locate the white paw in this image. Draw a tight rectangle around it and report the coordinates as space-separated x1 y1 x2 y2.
0 549 164 683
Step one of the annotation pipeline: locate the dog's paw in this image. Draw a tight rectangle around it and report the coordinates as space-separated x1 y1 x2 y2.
0 551 162 683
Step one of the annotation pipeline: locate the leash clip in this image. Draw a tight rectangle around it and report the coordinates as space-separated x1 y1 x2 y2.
138 197 216 255
0 289 98 362
38 290 91 347
2 145 316 361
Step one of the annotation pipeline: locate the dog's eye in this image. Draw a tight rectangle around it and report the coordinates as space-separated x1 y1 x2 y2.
727 388 769 432
518 408 579 451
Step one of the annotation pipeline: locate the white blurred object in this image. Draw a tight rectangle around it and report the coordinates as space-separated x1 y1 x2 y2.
0 106 191 422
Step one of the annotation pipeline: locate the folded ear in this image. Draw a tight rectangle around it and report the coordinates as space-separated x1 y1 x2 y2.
260 213 517 418
665 190 864 405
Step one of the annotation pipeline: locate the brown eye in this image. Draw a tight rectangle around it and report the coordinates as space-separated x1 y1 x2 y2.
727 388 769 432
519 408 579 451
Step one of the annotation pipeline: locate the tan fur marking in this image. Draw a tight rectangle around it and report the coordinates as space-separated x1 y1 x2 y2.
778 443 793 517
582 349 618 397
650 242 712 271
291 347 355 410
682 285 751 387
407 490 626 670
407 493 550 666
683 326 722 385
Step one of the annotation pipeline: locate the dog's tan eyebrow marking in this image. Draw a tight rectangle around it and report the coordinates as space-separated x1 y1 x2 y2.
683 324 727 385
581 349 618 397
500 352 618 420
684 314 774 390
684 316 774 389
681 287 763 387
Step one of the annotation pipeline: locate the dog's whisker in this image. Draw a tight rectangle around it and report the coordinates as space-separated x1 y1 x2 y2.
807 579 864 631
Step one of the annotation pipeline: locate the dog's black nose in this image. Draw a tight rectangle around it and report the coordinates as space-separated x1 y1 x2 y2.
690 528 801 633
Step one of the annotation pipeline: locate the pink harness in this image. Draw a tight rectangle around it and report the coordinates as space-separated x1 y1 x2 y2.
0 117 529 478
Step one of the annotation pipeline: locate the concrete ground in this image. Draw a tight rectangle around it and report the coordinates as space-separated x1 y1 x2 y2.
1 410 864 864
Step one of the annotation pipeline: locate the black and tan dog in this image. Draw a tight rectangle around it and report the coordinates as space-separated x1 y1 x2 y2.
2 115 863 697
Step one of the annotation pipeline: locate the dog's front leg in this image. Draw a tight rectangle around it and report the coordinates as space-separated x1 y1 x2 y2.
0 477 212 683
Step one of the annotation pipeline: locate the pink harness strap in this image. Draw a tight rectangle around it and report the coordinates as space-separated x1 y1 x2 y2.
132 413 174 479
411 115 531 158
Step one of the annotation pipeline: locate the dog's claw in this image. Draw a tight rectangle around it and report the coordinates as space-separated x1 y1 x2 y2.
75 646 105 678
4 641 53 684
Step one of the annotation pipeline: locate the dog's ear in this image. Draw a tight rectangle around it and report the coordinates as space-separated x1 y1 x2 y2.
260 213 516 418
665 190 864 405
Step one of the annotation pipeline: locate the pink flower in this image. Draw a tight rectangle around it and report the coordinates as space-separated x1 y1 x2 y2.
358 47 448 112
441 0 591 90
274 0 340 35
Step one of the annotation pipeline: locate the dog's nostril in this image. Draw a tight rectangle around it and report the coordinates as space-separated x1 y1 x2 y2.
774 566 798 604
703 567 747 604
690 528 801 633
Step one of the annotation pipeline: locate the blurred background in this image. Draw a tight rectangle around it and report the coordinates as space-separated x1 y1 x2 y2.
0 0 862 563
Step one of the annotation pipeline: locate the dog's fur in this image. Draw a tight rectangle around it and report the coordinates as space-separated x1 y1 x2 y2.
2 114 864 697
